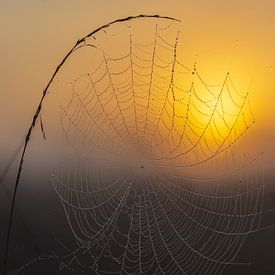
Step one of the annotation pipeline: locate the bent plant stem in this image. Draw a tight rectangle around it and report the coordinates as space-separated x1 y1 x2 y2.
2 14 179 275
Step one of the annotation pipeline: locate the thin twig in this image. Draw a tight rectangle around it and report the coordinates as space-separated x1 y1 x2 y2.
2 14 179 274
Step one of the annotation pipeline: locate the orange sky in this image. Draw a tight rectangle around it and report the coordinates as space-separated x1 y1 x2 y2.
0 0 274 172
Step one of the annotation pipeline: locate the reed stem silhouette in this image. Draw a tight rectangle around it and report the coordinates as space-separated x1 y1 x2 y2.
2 14 179 275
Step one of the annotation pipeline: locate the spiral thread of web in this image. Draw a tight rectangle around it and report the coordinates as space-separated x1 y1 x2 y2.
47 17 263 274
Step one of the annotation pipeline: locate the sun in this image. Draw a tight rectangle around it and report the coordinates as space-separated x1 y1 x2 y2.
171 71 253 158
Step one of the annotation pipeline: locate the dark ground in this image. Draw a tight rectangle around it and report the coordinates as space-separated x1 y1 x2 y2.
1 170 275 275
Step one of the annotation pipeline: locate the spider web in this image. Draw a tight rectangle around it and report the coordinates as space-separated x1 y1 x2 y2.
16 16 265 274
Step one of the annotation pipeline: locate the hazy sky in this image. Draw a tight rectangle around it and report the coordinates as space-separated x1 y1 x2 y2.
0 0 275 172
